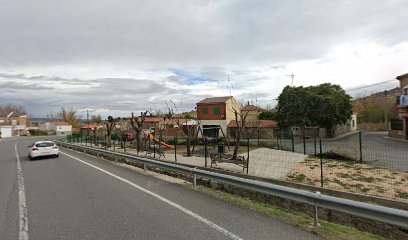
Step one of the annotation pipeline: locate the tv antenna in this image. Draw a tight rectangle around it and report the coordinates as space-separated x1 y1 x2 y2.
287 74 294 86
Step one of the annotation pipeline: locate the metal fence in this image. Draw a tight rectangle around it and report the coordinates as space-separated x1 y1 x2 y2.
65 129 408 203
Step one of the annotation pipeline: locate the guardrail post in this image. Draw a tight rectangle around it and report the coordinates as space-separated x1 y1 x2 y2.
124 138 126 153
193 173 197 188
314 191 321 226
143 163 147 172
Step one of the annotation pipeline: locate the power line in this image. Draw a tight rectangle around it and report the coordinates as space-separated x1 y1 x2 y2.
345 79 398 92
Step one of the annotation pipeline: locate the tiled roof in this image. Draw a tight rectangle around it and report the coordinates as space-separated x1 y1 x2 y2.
143 117 164 123
197 96 233 104
81 124 104 129
396 73 408 80
53 121 71 126
228 120 277 128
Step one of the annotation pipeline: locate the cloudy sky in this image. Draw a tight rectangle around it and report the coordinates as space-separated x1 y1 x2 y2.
0 0 407 117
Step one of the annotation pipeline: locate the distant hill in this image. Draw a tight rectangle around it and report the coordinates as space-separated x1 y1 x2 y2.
353 87 400 124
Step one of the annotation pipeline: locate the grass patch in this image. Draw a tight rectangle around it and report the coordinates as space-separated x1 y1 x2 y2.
191 185 384 240
396 191 408 199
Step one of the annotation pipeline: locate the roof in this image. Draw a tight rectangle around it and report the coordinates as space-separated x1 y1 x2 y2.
53 121 71 126
197 96 233 104
0 112 27 118
241 105 264 111
228 120 277 128
81 124 104 129
396 73 408 80
143 117 164 123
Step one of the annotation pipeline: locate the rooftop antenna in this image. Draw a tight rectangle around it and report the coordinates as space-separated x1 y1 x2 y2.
287 74 294 86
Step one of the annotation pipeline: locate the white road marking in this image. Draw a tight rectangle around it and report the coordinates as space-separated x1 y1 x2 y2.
15 142 29 240
60 151 243 240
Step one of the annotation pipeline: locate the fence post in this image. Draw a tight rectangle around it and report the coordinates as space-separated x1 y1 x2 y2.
113 140 116 152
291 130 295 152
247 137 250 174
303 131 306 155
174 136 177 163
257 127 260 147
153 136 156 158
314 129 317 156
276 132 280 150
205 137 208 167
359 131 363 163
320 138 323 188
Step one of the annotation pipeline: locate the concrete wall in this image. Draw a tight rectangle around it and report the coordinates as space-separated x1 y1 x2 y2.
225 97 241 124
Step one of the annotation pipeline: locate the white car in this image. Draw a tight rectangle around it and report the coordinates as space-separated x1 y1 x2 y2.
28 141 59 160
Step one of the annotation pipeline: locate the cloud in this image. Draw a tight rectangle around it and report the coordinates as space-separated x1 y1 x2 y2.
0 1 407 117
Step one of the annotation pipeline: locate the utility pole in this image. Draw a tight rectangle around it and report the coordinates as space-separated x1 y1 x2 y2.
384 90 388 130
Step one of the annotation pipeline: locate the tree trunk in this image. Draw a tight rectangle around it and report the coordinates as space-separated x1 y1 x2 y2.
136 130 141 151
186 130 191 156
232 130 241 159
107 134 112 148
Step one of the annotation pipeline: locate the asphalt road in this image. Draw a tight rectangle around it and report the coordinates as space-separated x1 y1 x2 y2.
0 137 322 240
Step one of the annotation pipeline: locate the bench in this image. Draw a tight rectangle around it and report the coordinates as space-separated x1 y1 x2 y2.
143 145 165 159
209 153 248 172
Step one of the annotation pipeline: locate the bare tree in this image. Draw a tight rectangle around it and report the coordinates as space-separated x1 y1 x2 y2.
58 107 80 127
182 119 198 156
0 104 26 116
231 107 249 160
90 114 102 124
46 111 60 121
105 116 117 148
129 111 149 151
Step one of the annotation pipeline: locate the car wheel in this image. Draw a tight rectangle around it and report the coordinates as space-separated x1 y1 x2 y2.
54 154 59 158
28 155 33 160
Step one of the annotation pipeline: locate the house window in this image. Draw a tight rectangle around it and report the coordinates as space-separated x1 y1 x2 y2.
202 108 208 114
404 87 408 95
213 107 221 115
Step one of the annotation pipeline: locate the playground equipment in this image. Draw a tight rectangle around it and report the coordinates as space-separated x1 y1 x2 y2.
191 125 230 153
146 133 175 149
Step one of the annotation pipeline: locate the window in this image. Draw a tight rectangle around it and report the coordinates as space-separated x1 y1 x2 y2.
202 108 208 114
404 87 408 95
213 107 221 115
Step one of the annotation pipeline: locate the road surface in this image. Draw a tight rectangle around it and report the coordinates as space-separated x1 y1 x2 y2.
0 137 322 240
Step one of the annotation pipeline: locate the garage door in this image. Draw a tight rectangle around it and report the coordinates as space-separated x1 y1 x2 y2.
0 127 12 138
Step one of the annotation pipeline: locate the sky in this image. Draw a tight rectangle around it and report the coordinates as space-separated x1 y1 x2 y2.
0 0 407 118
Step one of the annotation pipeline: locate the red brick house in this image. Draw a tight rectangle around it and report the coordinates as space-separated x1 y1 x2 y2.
196 96 241 138
390 73 408 139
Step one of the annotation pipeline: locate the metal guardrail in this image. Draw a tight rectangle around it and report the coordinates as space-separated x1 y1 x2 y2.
58 141 408 229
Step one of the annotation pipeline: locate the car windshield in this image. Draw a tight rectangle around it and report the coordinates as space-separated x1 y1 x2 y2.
35 142 54 148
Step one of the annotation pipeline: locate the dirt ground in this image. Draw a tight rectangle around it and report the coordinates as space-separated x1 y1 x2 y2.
287 157 408 202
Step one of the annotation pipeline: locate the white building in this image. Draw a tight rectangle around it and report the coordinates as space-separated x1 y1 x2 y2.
39 121 72 135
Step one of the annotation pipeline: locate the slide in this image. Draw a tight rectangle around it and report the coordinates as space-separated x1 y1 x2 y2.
147 134 175 149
